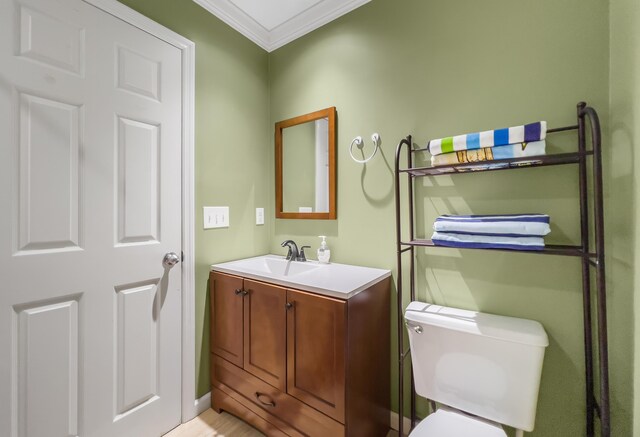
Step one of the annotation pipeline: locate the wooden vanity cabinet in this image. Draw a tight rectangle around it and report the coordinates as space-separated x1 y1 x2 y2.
210 272 243 367
244 279 287 391
286 289 346 422
210 273 287 389
210 271 390 437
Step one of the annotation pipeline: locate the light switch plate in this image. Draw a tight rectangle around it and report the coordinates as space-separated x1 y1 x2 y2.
256 208 264 225
203 206 229 229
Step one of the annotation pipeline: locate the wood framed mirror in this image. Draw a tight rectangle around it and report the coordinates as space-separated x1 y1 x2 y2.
275 107 336 219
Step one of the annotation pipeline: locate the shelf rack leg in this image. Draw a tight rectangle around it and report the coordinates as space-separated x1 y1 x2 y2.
395 136 412 437
577 102 595 437
407 136 417 428
581 105 610 437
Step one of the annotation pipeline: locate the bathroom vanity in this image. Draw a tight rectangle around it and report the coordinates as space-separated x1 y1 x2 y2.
209 255 391 437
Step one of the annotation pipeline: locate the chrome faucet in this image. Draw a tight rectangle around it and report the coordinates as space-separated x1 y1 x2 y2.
281 240 299 261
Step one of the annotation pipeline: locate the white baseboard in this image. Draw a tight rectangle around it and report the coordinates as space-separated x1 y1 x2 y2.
194 392 211 417
389 411 412 435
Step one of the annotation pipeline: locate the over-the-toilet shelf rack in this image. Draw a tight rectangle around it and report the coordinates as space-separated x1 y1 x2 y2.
394 102 609 437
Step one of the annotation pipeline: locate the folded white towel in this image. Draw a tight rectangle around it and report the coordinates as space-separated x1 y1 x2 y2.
433 214 551 237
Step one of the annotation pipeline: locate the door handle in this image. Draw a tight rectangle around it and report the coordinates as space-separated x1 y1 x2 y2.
255 392 276 407
162 252 180 269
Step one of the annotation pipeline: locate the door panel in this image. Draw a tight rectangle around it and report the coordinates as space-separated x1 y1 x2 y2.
17 91 82 253
116 116 161 245
286 289 346 423
14 297 80 437
114 281 160 416
243 279 286 391
116 46 161 101
0 0 184 436
18 4 85 75
211 272 244 367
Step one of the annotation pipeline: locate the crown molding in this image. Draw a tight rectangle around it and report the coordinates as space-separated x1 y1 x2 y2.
192 0 270 50
192 0 371 52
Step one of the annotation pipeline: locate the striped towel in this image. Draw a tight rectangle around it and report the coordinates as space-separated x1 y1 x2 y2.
433 214 550 237
431 231 545 251
431 140 546 167
428 121 547 156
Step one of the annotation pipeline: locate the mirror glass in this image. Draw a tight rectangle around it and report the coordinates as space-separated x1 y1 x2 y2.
276 107 336 219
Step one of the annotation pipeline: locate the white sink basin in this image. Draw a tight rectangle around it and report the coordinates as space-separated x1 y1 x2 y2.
212 255 391 299
224 255 321 277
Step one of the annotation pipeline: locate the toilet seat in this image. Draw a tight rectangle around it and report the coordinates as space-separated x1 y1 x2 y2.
409 407 507 437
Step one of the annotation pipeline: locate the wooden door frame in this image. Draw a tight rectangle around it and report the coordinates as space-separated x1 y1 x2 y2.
82 0 198 423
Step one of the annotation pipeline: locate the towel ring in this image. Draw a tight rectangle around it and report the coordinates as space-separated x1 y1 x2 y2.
349 133 380 164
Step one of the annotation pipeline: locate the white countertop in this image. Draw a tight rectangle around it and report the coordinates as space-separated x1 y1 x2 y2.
211 254 391 299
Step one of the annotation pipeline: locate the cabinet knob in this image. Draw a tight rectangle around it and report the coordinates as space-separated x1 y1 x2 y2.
255 392 276 407
285 302 293 309
235 289 249 296
234 289 242 295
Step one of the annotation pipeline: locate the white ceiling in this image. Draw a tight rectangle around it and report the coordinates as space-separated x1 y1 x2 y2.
192 0 371 52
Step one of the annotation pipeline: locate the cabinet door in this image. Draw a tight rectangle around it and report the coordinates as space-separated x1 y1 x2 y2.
286 289 346 423
243 279 287 391
210 272 244 367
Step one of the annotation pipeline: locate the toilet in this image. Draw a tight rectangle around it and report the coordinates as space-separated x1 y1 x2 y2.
404 301 549 436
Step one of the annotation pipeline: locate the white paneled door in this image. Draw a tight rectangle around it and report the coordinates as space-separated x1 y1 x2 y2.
0 0 184 436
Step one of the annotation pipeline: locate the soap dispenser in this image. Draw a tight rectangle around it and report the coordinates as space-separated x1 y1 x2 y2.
317 236 331 263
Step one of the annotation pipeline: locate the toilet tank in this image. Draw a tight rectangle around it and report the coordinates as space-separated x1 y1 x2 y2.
405 302 548 432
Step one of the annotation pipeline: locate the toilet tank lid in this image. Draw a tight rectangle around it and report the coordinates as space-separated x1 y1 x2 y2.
405 301 549 347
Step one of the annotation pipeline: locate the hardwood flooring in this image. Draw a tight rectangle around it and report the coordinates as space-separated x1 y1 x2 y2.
165 408 399 437
164 409 264 437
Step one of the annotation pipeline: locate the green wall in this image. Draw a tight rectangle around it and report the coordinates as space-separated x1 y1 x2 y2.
269 0 633 435
610 0 640 435
117 0 271 397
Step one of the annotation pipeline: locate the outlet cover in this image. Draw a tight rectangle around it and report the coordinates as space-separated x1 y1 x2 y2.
256 208 264 225
203 206 229 229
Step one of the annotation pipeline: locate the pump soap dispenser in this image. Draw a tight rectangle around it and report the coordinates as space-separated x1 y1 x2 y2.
317 236 331 263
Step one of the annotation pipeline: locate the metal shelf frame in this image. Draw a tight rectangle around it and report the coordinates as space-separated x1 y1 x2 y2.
394 102 610 437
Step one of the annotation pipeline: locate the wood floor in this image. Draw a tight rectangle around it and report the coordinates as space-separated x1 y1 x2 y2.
165 409 399 437
164 409 264 437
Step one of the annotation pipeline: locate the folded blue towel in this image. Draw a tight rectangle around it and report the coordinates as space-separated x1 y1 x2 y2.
428 121 547 156
431 231 545 251
433 214 550 237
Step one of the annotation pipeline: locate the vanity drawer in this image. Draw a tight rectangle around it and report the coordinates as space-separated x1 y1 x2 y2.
212 355 345 437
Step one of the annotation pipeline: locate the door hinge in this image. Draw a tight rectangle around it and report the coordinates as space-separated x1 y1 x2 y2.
181 251 184 262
